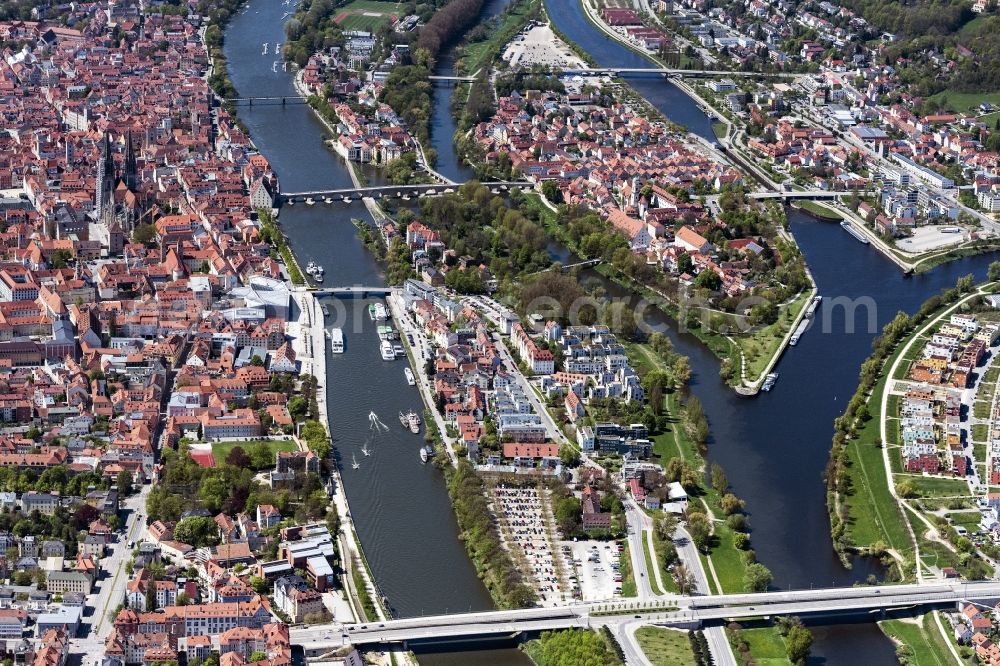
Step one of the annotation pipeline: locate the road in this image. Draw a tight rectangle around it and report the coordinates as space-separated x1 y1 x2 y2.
625 499 655 599
70 483 152 656
672 525 737 666
492 336 573 448
292 579 1000 653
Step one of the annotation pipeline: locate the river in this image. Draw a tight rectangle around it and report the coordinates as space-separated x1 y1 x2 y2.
224 1 534 664
222 0 994 663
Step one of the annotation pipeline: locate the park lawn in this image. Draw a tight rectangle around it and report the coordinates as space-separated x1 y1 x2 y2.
620 539 637 597
795 200 842 220
211 439 297 466
903 508 962 574
975 401 993 419
880 614 957 666
844 413 911 549
733 290 812 381
945 511 982 533
642 537 663 595
975 443 988 464
651 535 679 594
985 364 1000 383
886 394 900 417
886 418 900 447
626 343 752 593
897 475 971 498
729 627 791 666
635 627 697 666
973 423 989 442
889 446 904 475
698 493 749 594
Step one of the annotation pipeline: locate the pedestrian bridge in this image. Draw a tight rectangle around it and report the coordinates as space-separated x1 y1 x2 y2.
311 286 399 298
281 181 533 204
292 581 1000 654
749 190 864 201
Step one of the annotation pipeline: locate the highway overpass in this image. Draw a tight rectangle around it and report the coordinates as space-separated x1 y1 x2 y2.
292 581 1000 654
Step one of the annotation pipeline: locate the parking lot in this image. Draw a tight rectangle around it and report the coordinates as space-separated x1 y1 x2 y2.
896 225 968 253
490 484 566 605
563 539 622 601
502 24 586 70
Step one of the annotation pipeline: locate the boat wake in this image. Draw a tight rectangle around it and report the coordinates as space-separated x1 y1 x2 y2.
369 410 390 432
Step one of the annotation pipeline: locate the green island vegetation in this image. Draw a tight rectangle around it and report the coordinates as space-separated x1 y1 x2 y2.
727 617 813 666
880 612 963 666
375 181 554 288
257 207 305 284
516 190 812 389
523 628 623 666
826 273 1000 581
453 0 539 76
444 460 538 608
634 627 706 666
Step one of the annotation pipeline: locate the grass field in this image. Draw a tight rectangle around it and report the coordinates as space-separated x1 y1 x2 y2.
642 537 663 595
635 627 697 666
620 539 637 597
211 439 297 467
334 0 401 32
880 613 957 666
897 475 970 498
840 341 917 558
926 88 1000 115
729 627 790 666
794 200 842 220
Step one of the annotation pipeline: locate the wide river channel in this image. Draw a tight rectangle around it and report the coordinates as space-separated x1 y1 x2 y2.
223 0 998 662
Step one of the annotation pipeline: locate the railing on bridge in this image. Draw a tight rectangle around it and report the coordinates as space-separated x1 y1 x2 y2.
280 181 534 203
224 97 310 106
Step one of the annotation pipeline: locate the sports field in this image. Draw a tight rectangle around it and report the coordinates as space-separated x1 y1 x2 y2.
334 0 401 32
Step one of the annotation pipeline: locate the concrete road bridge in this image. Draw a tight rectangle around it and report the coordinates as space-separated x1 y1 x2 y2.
292 581 1000 656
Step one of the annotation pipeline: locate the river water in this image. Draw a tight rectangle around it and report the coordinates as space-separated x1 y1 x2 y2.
223 0 994 663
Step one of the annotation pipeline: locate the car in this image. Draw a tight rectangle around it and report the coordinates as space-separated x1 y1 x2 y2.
634 615 642 619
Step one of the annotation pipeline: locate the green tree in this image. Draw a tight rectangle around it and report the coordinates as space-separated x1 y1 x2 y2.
989 261 1000 282
173 516 220 548
116 470 133 496
132 224 157 245
743 562 773 592
786 625 813 665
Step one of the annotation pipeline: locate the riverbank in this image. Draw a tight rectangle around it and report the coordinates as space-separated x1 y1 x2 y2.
524 193 812 395
826 279 996 579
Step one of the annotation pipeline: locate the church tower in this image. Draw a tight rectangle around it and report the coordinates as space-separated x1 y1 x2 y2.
123 129 137 192
95 133 116 225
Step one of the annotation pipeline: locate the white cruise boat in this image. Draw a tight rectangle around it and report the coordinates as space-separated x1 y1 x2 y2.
330 328 344 353
404 368 415 385
380 340 395 361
